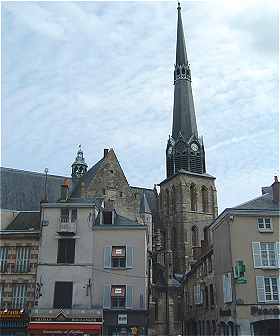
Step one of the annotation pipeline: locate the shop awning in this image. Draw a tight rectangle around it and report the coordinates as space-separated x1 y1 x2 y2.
28 322 102 333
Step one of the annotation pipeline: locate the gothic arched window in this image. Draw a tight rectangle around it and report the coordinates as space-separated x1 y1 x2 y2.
171 186 176 213
190 183 197 211
192 225 199 247
166 189 170 216
201 186 208 213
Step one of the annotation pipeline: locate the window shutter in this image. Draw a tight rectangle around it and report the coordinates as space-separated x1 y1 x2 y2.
227 273 232 302
103 286 111 309
276 242 280 268
252 242 262 268
223 273 232 303
126 247 133 268
103 247 112 269
256 276 265 303
126 286 133 308
140 293 144 308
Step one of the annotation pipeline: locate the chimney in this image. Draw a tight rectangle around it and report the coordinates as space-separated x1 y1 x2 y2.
104 148 109 158
271 176 280 204
60 179 69 200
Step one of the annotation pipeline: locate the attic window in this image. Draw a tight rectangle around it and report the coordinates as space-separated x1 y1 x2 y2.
103 211 113 225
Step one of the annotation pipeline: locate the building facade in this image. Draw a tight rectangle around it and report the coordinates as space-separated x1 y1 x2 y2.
183 229 217 336
210 177 280 336
28 148 156 336
0 211 40 335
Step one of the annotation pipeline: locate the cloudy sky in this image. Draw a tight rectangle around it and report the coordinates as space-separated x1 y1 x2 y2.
1 0 279 212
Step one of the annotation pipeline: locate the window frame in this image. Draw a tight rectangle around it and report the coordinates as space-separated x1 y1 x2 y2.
257 217 273 232
57 238 75 264
252 242 279 269
111 285 126 309
111 246 126 268
53 281 73 309
12 284 27 309
15 246 31 273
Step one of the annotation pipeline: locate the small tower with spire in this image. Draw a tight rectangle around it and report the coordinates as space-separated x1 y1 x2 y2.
71 145 88 185
166 1 206 177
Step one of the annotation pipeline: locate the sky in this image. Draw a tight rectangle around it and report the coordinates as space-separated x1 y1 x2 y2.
1 0 279 212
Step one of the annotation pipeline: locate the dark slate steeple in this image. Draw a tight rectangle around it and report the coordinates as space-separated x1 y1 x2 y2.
166 3 206 178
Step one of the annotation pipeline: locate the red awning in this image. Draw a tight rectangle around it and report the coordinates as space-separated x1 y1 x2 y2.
28 322 102 333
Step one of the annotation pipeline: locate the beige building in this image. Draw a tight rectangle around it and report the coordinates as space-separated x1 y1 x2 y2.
0 211 40 335
29 147 156 336
210 177 280 336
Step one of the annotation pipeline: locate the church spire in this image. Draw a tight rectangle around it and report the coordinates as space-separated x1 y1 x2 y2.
172 2 198 141
176 2 188 66
166 3 206 178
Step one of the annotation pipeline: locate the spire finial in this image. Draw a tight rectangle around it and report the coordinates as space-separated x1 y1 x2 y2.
177 2 181 10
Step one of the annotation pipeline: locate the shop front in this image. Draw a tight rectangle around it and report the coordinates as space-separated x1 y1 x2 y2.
28 322 102 335
103 310 147 336
0 309 29 336
28 308 103 336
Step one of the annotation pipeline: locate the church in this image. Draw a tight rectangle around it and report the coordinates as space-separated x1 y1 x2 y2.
151 3 218 335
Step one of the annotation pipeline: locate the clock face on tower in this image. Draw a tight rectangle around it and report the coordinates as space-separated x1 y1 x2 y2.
74 165 84 177
191 143 199 152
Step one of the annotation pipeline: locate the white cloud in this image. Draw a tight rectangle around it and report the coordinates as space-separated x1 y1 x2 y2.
1 1 278 212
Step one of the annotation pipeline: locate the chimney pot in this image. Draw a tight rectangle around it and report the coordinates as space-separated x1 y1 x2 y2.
104 149 109 157
272 176 280 204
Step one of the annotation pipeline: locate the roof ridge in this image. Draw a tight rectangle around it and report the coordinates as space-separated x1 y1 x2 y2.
233 192 272 209
0 166 70 179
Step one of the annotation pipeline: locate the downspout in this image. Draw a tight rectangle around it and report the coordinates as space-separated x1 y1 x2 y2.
228 216 238 334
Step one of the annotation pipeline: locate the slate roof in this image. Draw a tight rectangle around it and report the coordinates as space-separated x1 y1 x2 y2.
140 193 151 214
95 212 142 227
130 186 158 216
232 191 279 211
0 167 69 211
70 158 105 198
5 211 40 231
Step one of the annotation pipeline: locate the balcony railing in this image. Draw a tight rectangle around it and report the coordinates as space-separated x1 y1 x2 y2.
57 217 77 234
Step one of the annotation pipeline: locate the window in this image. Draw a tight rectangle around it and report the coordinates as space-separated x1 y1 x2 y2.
210 284 215 307
190 184 197 211
166 190 170 216
104 246 133 269
0 247 8 273
205 286 209 309
71 208 77 222
57 239 75 264
111 286 126 308
257 217 273 232
192 226 199 247
103 211 113 224
112 246 126 268
256 276 279 303
60 208 69 222
223 273 232 303
252 242 279 268
15 247 31 273
0 284 4 306
61 208 77 223
201 186 208 213
53 282 73 308
12 284 27 308
194 284 203 305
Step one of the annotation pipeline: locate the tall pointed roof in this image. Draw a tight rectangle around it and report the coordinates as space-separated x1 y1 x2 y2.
172 2 198 141
176 2 188 65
